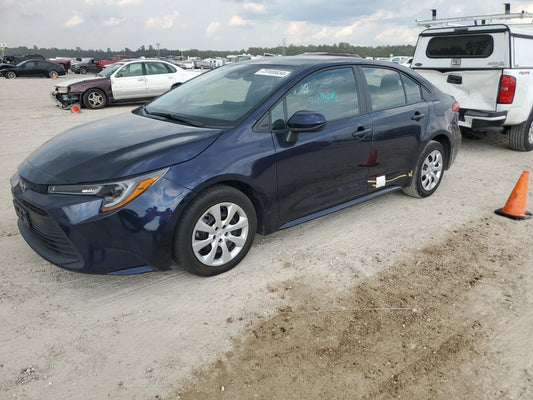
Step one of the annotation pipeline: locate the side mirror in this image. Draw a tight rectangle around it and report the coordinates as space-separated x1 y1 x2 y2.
116 73 123 78
286 111 327 143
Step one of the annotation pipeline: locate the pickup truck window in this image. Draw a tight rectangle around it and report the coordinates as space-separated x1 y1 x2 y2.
426 34 494 58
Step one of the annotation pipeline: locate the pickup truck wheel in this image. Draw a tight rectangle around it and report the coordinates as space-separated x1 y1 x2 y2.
5 71 16 79
402 140 445 198
83 89 107 109
509 110 533 152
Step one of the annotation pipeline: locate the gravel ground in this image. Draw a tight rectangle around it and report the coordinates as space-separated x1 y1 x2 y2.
0 75 532 400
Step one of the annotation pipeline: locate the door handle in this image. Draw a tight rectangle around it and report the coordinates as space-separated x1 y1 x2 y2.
411 112 425 121
352 127 372 140
137 77 145 81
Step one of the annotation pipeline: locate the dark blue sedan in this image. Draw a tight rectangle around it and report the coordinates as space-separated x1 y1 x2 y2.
11 55 461 276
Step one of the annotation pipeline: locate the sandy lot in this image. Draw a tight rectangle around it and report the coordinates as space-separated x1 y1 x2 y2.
0 76 532 400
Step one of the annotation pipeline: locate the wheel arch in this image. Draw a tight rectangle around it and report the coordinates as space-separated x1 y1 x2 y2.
428 132 452 169
177 178 275 236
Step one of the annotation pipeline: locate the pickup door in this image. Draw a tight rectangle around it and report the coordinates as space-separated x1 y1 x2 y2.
414 69 502 113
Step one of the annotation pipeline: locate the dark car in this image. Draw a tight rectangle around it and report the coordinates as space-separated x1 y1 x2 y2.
71 59 101 74
11 55 461 276
1 59 66 79
2 54 46 64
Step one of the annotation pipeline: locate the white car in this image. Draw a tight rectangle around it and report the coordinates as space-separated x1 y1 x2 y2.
51 59 202 109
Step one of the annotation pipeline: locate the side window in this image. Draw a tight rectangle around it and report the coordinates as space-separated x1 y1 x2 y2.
166 63 177 73
363 67 406 111
401 74 422 104
271 100 286 131
118 62 143 77
285 68 359 121
146 62 171 75
24 61 35 68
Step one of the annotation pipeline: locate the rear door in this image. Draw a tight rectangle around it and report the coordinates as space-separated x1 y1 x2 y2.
361 66 429 189
412 26 509 111
144 62 177 96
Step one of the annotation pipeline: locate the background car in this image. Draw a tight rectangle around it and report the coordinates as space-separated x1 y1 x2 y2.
70 58 101 74
51 59 202 109
1 59 66 79
12 55 460 277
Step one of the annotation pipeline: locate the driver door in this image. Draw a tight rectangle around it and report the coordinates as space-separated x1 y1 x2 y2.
271 67 373 223
111 62 147 99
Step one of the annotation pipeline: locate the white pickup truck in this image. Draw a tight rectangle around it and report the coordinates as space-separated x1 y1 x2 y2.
412 22 533 151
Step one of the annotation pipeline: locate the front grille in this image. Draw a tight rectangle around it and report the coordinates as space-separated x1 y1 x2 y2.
14 199 82 268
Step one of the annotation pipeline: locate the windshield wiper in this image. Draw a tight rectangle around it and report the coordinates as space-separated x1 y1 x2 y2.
143 107 205 127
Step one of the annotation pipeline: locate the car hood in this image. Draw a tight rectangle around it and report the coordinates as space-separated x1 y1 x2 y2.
20 111 223 184
56 76 108 88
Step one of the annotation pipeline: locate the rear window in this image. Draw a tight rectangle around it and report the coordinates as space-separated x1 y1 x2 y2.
426 34 494 58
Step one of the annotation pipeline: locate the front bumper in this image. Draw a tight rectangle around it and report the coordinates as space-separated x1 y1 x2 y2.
11 172 191 274
51 90 81 109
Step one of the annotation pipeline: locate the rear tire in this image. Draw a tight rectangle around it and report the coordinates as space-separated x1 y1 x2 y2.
173 185 257 277
509 109 533 151
403 140 446 198
49 70 58 79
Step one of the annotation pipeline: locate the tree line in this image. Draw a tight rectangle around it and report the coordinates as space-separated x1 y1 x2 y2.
3 42 414 60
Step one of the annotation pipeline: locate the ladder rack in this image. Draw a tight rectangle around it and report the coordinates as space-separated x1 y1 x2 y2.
417 7 533 27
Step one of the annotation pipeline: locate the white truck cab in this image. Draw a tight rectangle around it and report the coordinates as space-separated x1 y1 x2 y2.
412 9 533 151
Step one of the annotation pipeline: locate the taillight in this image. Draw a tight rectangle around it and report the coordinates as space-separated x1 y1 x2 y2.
452 102 460 112
498 75 516 104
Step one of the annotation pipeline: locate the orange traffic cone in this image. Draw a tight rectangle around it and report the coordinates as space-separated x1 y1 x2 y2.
71 104 81 113
495 170 531 220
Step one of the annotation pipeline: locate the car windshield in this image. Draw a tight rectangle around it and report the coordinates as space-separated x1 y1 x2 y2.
144 63 296 127
98 63 123 77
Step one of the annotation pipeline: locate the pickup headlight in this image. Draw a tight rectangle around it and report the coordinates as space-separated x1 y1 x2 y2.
56 86 69 94
47 168 168 212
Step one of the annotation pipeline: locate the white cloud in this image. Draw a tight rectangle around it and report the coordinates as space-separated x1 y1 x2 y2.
229 15 251 27
145 11 179 29
103 17 125 26
64 15 84 27
206 21 221 37
116 0 141 5
83 0 141 5
243 2 266 13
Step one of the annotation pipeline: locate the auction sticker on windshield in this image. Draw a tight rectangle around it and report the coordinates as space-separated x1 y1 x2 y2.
255 69 292 78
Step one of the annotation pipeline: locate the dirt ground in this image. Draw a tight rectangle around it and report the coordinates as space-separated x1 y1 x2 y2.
0 76 532 400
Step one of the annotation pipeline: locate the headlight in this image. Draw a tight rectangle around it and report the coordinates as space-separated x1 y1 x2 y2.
47 168 168 212
56 86 69 94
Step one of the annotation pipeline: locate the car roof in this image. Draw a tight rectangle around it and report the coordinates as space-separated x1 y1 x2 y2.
244 54 406 68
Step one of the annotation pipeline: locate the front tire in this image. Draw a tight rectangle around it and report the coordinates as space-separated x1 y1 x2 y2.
509 109 533 152
403 140 446 198
80 67 87 74
5 71 16 79
82 88 107 109
173 185 257 277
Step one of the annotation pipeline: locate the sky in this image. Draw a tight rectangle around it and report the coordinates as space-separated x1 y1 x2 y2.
1 0 533 52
